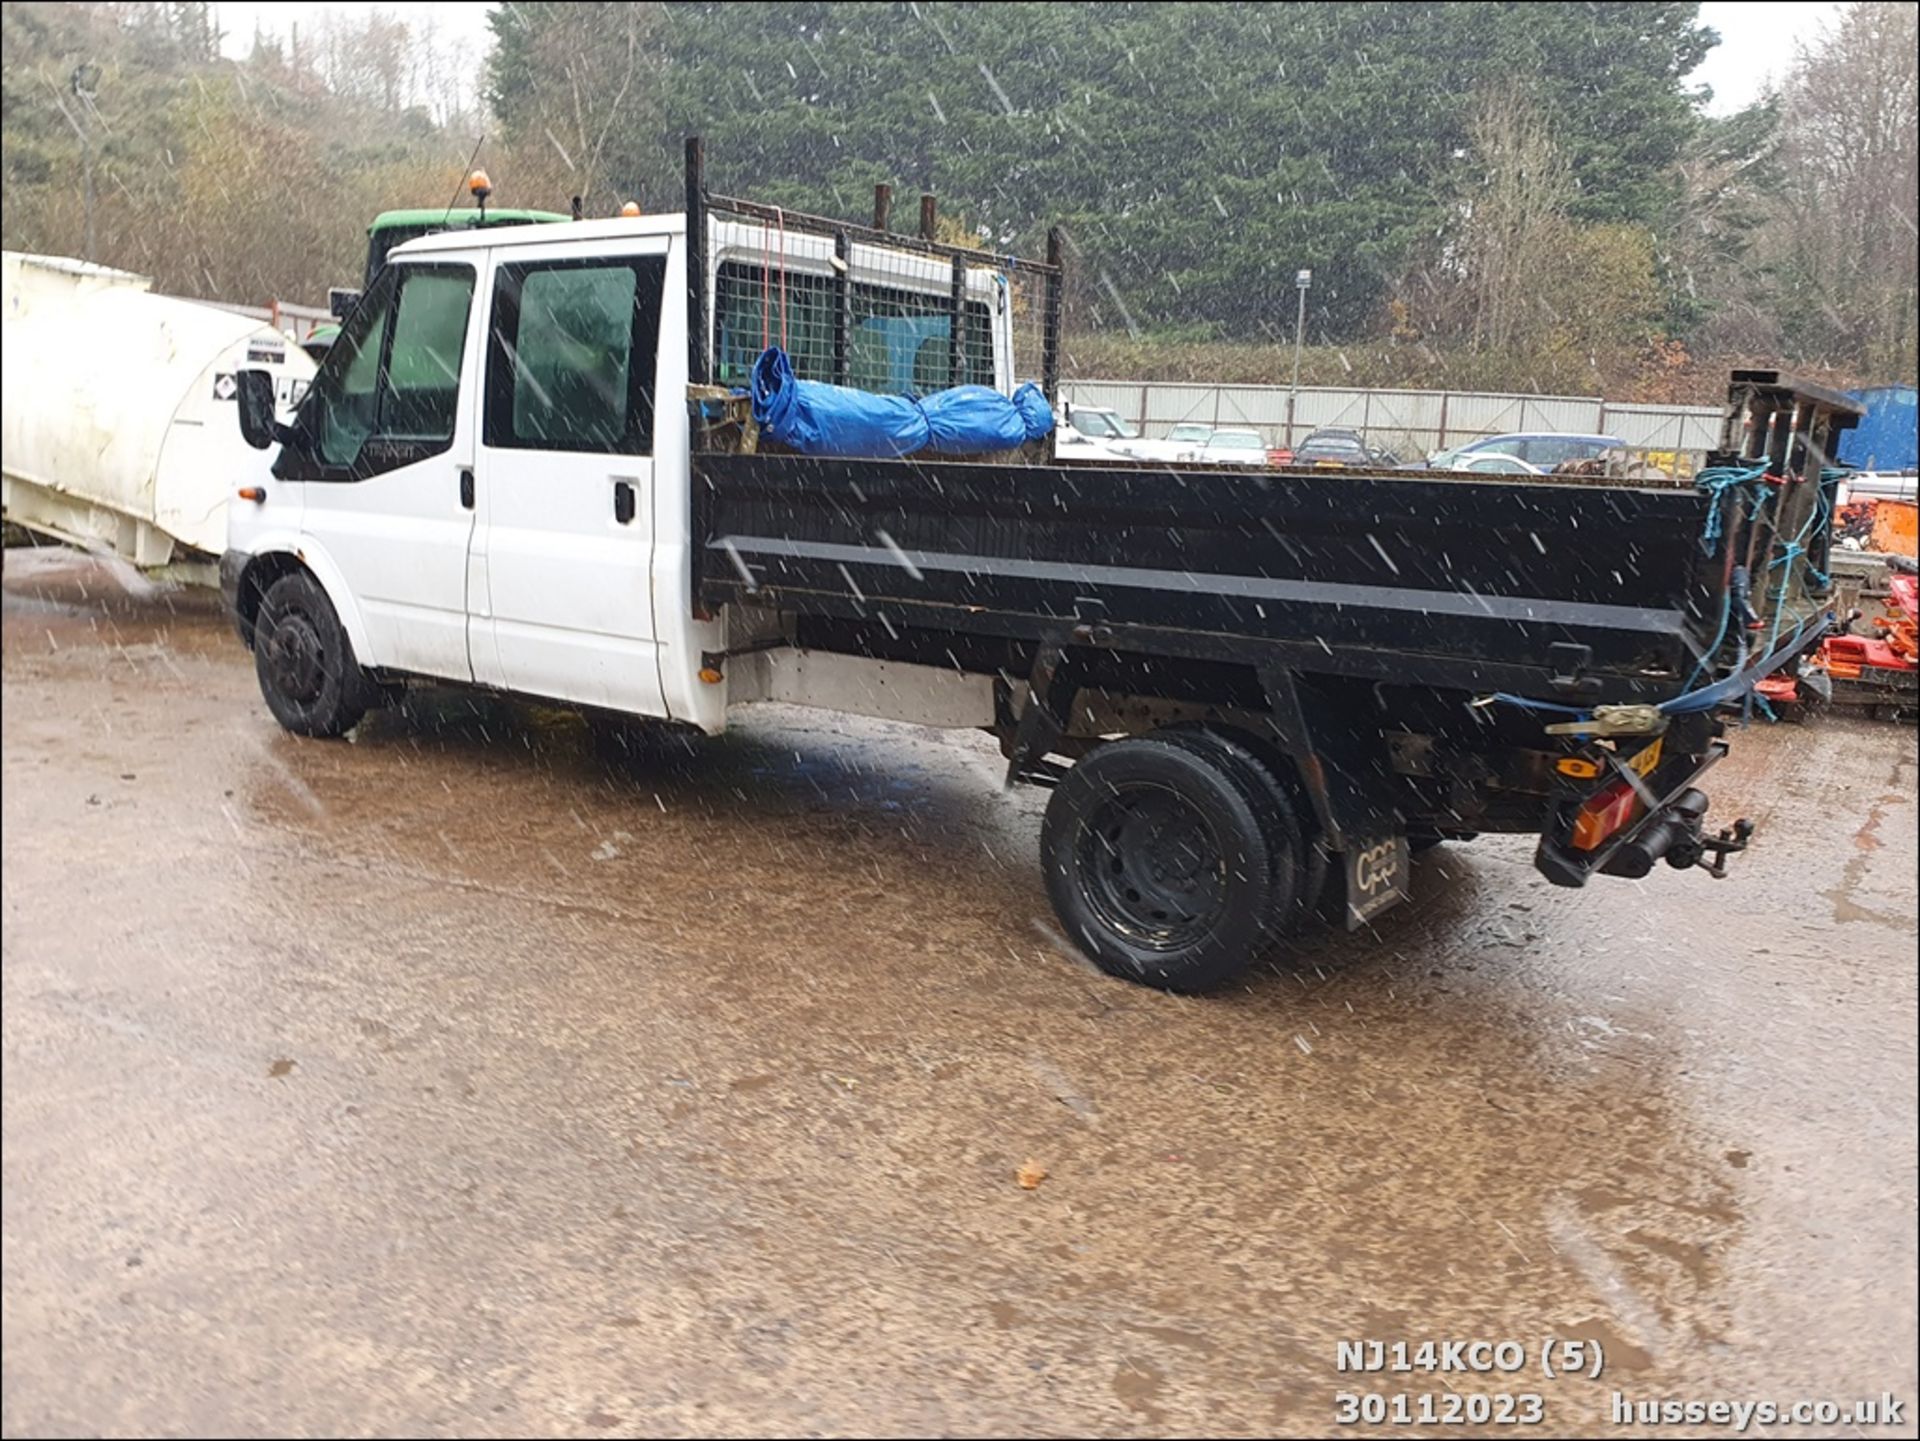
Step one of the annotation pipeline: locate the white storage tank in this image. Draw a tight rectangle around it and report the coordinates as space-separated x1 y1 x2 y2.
2 251 316 569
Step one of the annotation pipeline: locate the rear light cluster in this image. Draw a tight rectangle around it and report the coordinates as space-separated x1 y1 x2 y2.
1571 779 1639 851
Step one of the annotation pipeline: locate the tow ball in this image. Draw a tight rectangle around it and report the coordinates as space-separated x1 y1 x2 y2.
1687 818 1756 879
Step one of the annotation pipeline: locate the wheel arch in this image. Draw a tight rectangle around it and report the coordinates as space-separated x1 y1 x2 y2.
1011 643 1350 850
234 540 373 663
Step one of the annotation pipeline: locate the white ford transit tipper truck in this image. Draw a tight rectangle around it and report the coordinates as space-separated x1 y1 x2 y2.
221 140 1853 992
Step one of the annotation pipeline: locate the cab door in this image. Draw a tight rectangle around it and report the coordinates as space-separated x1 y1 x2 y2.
468 243 669 717
278 258 482 680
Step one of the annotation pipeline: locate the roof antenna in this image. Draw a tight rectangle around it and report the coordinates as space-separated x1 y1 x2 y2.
442 133 486 227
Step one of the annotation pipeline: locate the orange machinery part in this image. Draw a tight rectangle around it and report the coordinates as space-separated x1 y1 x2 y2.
1820 573 1917 678
1870 499 1917 559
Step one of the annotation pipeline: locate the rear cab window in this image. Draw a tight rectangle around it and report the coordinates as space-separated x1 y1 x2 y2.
484 256 666 454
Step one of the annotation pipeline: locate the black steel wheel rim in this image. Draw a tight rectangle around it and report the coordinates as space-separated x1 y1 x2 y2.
266 609 327 705
1076 781 1229 950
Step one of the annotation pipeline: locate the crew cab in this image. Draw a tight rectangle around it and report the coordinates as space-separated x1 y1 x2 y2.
219 142 1861 994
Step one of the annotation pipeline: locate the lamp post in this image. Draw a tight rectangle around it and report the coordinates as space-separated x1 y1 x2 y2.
70 62 100 263
1288 267 1311 448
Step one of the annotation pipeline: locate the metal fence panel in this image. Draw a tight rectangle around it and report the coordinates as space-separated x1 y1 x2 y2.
1353 390 1450 458
1141 384 1223 431
1291 388 1368 437
1060 381 1138 418
1599 403 1720 451
1063 379 1723 465
1444 392 1555 440
1213 385 1292 433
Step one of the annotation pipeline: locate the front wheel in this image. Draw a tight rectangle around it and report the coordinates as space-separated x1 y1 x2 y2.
253 571 375 738
1041 736 1284 992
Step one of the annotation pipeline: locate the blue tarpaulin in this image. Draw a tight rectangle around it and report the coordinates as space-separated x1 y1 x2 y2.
1838 385 1918 471
750 347 1053 459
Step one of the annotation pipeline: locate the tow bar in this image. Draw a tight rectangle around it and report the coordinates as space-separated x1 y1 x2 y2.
1598 787 1755 881
1691 818 1756 879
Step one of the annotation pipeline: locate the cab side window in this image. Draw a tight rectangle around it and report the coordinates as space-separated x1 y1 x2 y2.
312 269 393 470
485 256 665 455
288 262 476 480
381 271 474 442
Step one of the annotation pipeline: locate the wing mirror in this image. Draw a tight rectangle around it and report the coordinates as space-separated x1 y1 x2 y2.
236 369 293 451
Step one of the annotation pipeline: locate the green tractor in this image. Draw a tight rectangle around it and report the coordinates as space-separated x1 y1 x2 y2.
303 171 571 360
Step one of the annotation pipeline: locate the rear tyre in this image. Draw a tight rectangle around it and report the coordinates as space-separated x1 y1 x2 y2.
1156 725 1303 935
1163 724 1331 933
253 571 375 738
1041 735 1280 992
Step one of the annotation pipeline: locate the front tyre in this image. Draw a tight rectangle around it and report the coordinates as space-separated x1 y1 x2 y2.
1041 736 1281 992
253 572 375 738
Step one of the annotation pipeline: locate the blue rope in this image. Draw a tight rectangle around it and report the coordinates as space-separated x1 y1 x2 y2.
1485 587 1829 726
1675 462 1770 694
1760 468 1843 659
1694 461 1770 555
1486 462 1856 728
1658 611 1826 715
1682 584 1734 695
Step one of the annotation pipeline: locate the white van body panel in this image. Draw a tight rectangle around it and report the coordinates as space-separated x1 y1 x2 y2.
297 252 485 681
227 211 1020 735
468 234 671 717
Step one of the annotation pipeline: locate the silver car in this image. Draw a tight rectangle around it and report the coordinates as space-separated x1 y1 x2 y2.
1191 428 1270 467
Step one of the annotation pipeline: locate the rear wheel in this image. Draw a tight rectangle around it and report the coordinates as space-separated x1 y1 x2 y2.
1042 735 1282 992
1156 725 1309 934
253 572 375 738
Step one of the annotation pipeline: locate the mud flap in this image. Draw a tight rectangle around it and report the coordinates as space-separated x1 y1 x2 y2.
1341 832 1411 929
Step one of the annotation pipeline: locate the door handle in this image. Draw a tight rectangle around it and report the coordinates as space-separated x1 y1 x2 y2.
613 479 636 525
459 468 475 509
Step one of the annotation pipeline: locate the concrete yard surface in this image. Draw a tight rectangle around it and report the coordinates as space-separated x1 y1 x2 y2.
3 547 1916 1437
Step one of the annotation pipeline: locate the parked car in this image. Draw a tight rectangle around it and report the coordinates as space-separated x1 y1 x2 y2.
1191 428 1270 466
1119 422 1217 463
1290 427 1370 466
1426 432 1624 471
1284 427 1401 469
1450 452 1546 476
1054 404 1139 459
